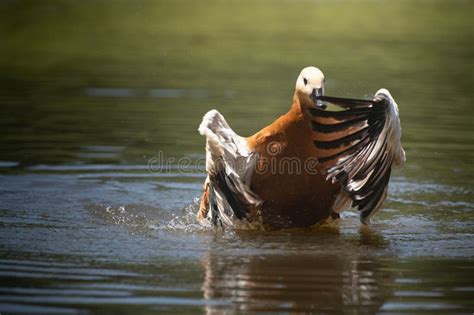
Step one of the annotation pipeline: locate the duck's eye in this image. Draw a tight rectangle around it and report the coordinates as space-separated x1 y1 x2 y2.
303 78 308 85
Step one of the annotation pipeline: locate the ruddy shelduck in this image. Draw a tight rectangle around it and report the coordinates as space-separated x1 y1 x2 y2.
198 66 405 229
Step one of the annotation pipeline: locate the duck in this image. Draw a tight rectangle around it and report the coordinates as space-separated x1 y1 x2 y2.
197 66 405 229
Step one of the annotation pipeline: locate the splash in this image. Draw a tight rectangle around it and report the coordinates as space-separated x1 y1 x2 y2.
150 198 213 233
85 198 213 236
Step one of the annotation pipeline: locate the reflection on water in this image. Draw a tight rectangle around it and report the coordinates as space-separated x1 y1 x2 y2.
1 0 473 313
201 253 392 314
0 243 472 314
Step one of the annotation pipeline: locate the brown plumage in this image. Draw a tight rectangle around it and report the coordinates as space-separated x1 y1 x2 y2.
198 67 405 229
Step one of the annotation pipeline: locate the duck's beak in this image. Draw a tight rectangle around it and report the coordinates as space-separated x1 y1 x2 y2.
310 88 325 109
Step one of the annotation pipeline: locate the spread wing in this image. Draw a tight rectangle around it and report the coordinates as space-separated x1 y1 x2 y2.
310 89 405 223
198 110 261 227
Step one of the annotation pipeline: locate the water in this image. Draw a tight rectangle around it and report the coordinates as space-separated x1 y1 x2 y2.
0 0 473 314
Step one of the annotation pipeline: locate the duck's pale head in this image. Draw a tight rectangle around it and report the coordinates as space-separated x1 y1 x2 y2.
295 66 325 107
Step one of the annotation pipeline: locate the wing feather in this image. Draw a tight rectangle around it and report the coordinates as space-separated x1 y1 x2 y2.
311 89 405 223
198 110 261 227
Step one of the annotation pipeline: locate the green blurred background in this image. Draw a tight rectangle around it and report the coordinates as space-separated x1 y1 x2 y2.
1 0 473 185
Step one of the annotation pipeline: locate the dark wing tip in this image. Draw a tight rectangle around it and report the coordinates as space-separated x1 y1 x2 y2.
208 169 252 227
311 94 394 222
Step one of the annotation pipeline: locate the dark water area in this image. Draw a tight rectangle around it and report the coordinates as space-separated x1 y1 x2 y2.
0 0 473 314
